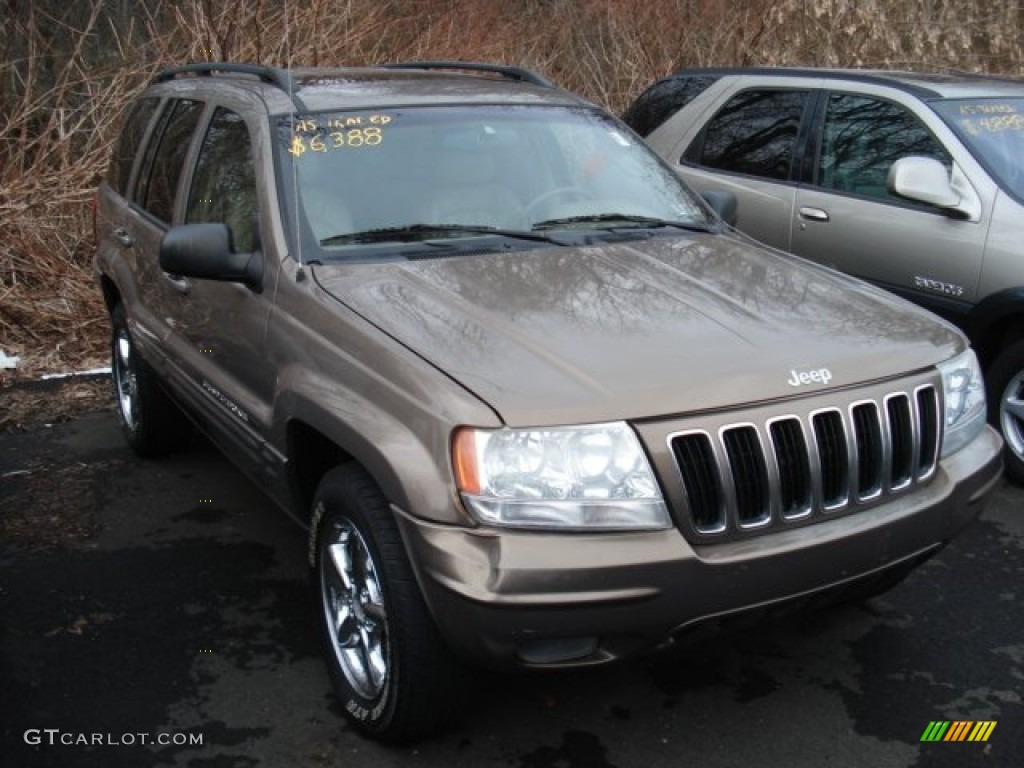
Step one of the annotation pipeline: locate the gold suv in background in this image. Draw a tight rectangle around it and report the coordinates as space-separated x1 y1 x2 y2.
625 67 1024 483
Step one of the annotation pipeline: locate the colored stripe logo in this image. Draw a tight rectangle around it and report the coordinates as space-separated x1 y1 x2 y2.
921 721 997 742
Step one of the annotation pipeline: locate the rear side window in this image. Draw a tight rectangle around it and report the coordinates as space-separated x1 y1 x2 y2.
107 97 159 196
139 99 204 224
622 75 719 137
817 93 951 201
186 108 258 253
690 90 809 181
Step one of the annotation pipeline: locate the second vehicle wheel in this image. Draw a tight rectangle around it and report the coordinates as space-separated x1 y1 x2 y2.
987 339 1024 485
110 303 190 457
310 465 464 743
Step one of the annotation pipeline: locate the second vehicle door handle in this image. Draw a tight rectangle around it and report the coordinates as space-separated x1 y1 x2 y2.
114 227 134 247
798 207 830 223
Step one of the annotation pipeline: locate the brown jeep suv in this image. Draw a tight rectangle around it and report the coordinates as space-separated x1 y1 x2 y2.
94 62 1003 743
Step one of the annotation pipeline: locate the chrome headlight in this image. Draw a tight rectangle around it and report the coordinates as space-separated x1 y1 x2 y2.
452 422 670 530
938 349 987 457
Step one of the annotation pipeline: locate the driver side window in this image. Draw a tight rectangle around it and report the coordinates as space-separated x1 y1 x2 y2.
186 107 258 252
817 93 951 202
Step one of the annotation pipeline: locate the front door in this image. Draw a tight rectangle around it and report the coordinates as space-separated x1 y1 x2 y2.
159 105 277 475
791 92 988 307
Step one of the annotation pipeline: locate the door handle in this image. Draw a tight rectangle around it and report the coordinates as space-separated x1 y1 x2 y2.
162 272 191 295
798 207 830 223
114 227 134 247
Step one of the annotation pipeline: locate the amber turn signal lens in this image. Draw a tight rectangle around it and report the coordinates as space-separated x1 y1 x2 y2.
451 428 481 495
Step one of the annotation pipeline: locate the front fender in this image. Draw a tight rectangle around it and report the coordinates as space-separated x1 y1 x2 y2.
272 363 497 526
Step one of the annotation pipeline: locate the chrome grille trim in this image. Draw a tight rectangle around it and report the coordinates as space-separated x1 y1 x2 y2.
915 385 941 481
666 381 941 540
810 408 849 511
850 399 884 502
885 393 914 492
767 416 813 521
720 423 772 529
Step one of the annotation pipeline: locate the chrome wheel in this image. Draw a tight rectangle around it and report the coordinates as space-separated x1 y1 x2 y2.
112 329 138 430
311 466 464 741
320 512 388 699
1001 369 1024 463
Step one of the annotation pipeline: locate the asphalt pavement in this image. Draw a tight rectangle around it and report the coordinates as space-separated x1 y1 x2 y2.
1 410 1021 767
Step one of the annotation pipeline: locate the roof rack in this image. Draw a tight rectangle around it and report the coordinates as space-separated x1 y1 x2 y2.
154 62 308 110
381 61 555 88
934 67 1024 85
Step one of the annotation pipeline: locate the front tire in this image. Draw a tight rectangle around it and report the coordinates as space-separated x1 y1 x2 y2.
109 303 189 457
988 340 1024 485
310 465 463 743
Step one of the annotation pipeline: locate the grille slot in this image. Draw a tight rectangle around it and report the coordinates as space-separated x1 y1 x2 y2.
887 395 914 489
722 426 770 527
916 387 940 477
671 432 723 532
769 418 812 518
852 402 883 499
813 410 849 508
669 383 940 540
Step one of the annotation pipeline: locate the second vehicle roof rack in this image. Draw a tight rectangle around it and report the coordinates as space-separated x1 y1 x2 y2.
381 61 555 88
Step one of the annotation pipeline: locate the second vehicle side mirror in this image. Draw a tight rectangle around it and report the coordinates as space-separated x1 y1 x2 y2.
888 156 962 211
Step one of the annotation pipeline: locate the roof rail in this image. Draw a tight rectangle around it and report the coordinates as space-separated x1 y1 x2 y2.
154 62 308 110
935 67 1024 85
381 61 555 88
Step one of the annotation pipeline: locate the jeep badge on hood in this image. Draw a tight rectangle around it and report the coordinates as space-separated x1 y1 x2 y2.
788 367 833 387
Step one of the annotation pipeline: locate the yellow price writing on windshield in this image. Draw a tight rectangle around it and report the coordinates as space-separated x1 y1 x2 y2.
288 126 384 156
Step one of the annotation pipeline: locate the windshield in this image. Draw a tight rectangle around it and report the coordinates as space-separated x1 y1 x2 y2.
932 98 1024 202
276 105 710 258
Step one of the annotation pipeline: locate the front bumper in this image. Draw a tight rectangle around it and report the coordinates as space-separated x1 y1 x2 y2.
395 425 1003 669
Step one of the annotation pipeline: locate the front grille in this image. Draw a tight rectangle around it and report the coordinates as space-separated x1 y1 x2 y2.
669 383 940 538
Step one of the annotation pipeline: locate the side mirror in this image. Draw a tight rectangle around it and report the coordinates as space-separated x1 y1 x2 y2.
701 190 738 227
159 223 262 290
887 156 962 210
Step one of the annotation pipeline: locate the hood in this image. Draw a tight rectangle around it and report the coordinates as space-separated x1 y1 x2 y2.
313 234 964 426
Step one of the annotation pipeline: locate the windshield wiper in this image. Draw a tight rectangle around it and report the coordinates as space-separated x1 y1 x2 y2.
320 223 564 246
531 213 713 233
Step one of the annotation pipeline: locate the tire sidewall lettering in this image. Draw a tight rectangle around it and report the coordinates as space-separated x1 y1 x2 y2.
344 689 389 723
309 500 325 568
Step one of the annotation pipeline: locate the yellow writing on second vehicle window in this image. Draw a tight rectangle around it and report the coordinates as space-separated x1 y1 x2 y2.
959 112 1024 136
959 103 1016 116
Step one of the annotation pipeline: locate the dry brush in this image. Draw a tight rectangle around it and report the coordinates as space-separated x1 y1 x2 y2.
1 0 1020 376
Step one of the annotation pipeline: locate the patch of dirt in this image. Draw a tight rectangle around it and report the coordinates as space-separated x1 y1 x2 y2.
0 457 121 550
0 376 113 433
